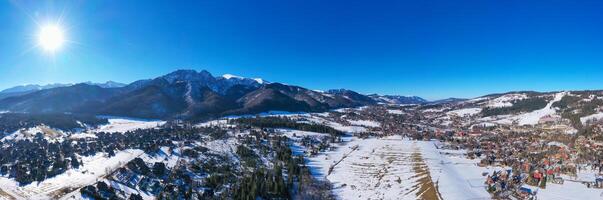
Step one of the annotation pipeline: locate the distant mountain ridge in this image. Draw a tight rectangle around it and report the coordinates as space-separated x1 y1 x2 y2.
429 98 469 105
368 94 428 104
86 81 128 88
0 83 72 94
0 70 379 120
0 81 126 100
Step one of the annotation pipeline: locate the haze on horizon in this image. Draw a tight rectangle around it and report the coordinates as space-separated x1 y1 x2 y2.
1 0 602 100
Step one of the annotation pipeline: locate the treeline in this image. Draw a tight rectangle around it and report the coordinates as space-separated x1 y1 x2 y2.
233 117 343 136
552 95 583 109
482 98 548 117
0 113 108 134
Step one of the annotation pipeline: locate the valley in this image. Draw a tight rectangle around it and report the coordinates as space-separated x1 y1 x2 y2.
0 70 602 200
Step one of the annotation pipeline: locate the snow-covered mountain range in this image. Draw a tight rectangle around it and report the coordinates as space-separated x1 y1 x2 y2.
0 81 126 100
0 70 380 120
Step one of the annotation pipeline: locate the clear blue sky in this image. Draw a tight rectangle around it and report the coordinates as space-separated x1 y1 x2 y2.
1 0 602 100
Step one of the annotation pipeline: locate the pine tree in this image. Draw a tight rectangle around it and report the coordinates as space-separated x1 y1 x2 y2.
71 156 80 169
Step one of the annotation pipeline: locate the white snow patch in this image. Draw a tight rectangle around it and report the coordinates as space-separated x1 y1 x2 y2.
524 178 603 199
2 125 66 142
253 78 265 84
69 133 98 139
581 112 603 124
447 108 482 116
485 93 528 108
222 74 243 79
348 120 380 127
422 108 445 113
303 116 368 133
387 109 404 115
195 119 233 128
471 122 497 128
93 118 165 133
277 129 328 140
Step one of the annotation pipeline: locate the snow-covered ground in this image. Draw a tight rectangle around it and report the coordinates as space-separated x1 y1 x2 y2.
524 169 603 200
422 142 505 200
195 119 234 128
485 93 528 108
479 92 567 126
93 117 166 133
277 129 328 140
202 137 240 165
0 149 144 200
304 133 603 200
347 119 381 128
302 115 368 133
423 108 446 113
387 109 404 115
581 112 603 124
447 108 482 117
305 136 500 200
69 132 98 139
511 92 566 125
2 125 66 142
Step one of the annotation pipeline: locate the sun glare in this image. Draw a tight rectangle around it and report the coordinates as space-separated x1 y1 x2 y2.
37 24 65 52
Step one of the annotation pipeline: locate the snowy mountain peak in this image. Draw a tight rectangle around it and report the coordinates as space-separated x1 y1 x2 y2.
161 69 215 84
152 69 268 95
222 73 267 84
368 94 428 104
222 74 242 79
253 78 266 84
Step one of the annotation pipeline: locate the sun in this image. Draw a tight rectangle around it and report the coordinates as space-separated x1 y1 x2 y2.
37 24 65 52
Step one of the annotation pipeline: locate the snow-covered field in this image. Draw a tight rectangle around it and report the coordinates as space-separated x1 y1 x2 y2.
447 108 482 117
347 120 381 128
93 117 166 133
524 183 603 199
305 136 499 200
2 125 66 142
485 93 528 108
304 133 603 200
422 142 504 200
302 115 368 133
